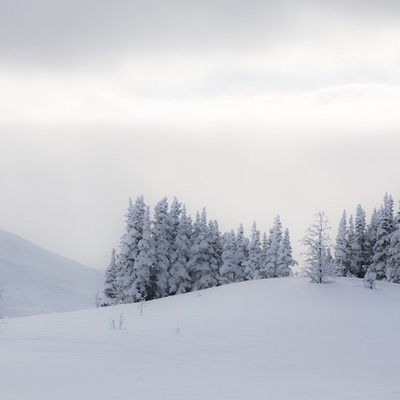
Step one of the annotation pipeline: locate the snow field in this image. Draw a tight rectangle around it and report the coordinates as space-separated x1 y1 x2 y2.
2 277 400 400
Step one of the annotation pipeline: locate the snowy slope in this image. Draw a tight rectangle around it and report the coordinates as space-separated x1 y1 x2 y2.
1 277 400 400
0 229 103 318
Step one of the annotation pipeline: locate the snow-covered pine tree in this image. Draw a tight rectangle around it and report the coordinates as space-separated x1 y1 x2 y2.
131 205 157 301
346 214 358 277
169 206 193 295
301 211 333 283
353 204 369 278
116 196 146 303
276 228 296 277
168 197 182 272
103 248 119 304
188 208 218 291
244 222 262 280
386 202 400 283
259 232 270 279
334 210 348 277
152 197 173 298
220 230 239 285
326 246 334 270
233 224 249 283
366 208 380 267
373 193 396 280
169 197 182 237
264 215 283 278
208 220 222 286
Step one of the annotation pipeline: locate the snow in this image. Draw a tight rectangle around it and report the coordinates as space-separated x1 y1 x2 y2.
0 229 103 318
2 277 400 399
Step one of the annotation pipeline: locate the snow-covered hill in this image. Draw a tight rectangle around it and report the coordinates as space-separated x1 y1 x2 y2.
0 229 103 318
1 277 400 400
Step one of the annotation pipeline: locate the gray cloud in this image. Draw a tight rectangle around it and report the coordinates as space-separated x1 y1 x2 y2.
0 1 282 66
2 0 399 68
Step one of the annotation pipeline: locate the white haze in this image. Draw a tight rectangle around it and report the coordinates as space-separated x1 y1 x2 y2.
0 0 399 268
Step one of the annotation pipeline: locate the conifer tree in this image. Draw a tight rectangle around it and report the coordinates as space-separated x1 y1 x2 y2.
244 222 262 280
346 215 358 276
264 215 283 278
131 205 157 301
169 206 193 295
169 197 182 239
220 231 239 285
353 204 368 278
234 224 249 282
152 197 172 298
116 196 146 303
326 246 334 269
276 228 296 277
188 209 218 290
366 208 380 266
103 248 119 304
386 202 400 283
335 210 348 276
208 220 223 286
168 197 182 272
373 194 396 279
259 232 270 279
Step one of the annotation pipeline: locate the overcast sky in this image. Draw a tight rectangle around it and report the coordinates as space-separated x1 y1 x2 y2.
1 0 399 269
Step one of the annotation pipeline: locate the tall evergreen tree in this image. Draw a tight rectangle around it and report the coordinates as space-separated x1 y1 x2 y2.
116 196 146 303
335 210 348 277
152 197 172 298
220 231 237 285
326 246 335 270
188 209 218 290
103 248 119 303
208 219 223 286
169 197 182 238
346 214 358 276
169 206 193 295
131 205 157 301
366 208 380 267
168 197 182 272
234 224 249 282
244 222 262 280
259 232 270 279
353 204 369 278
264 215 283 278
387 202 400 283
276 228 296 277
373 194 396 279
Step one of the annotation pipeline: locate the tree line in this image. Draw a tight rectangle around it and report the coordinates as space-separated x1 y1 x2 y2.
334 193 400 282
102 196 296 304
301 193 400 285
103 193 400 303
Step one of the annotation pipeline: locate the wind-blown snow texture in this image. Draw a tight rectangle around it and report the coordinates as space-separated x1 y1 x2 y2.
1 277 400 399
0 229 103 317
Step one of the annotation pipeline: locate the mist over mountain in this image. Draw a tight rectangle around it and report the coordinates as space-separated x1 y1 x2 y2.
0 229 103 318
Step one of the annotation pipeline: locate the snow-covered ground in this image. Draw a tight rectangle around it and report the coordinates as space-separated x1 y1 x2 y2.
0 229 103 318
1 277 400 400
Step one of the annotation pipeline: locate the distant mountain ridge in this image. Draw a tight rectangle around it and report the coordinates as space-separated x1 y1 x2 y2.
0 229 104 318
